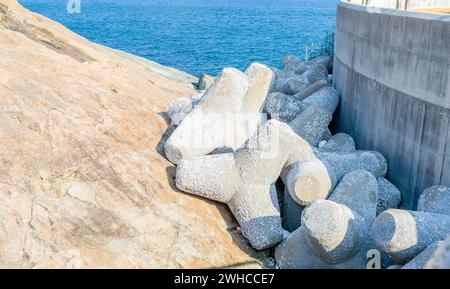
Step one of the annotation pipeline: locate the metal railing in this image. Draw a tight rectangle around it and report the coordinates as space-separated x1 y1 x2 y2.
343 0 411 10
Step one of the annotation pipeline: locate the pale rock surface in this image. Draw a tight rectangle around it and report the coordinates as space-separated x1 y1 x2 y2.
0 0 269 268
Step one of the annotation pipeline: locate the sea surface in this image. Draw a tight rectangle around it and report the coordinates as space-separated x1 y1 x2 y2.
19 0 338 76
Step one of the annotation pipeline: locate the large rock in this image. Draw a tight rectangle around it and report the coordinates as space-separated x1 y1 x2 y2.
417 186 450 216
0 0 269 268
165 62 273 165
372 209 450 264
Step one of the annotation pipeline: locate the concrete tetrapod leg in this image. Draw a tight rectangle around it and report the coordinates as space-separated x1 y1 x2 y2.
176 120 316 250
293 79 330 101
274 223 373 269
402 241 442 269
302 87 339 116
289 105 332 147
302 200 364 264
285 150 387 206
165 63 273 165
372 209 450 264
282 187 304 232
282 132 356 232
417 186 450 216
301 170 378 264
320 133 355 153
264 92 306 123
283 55 308 75
424 236 450 269
376 178 402 215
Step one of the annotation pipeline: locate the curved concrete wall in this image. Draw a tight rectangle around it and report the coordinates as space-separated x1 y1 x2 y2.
333 1 450 208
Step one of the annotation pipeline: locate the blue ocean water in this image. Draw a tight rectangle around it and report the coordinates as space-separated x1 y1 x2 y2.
19 0 338 76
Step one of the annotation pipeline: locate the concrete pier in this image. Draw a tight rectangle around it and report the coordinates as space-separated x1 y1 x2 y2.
334 0 450 208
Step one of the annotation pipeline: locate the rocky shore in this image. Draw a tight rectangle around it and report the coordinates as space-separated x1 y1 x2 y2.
166 54 450 269
0 0 448 269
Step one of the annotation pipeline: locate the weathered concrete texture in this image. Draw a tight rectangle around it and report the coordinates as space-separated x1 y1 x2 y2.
294 79 330 101
301 200 364 264
283 55 308 75
377 178 402 215
417 186 450 216
165 63 273 165
424 236 450 269
282 187 304 232
286 150 387 206
302 87 340 116
167 93 203 126
275 221 374 269
320 133 356 152
334 1 450 208
372 209 450 264
264 92 306 123
328 170 378 225
176 120 316 250
402 241 442 269
289 106 333 147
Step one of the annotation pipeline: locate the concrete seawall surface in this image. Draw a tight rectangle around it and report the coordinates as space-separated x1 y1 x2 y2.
333 1 450 208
